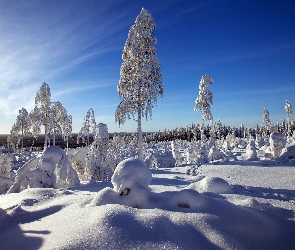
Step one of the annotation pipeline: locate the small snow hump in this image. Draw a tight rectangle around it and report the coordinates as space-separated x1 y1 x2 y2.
198 176 233 194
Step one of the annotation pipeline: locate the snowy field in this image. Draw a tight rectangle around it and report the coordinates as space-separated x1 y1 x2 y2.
1 155 295 249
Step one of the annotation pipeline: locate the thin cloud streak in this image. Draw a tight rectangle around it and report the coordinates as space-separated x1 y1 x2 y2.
222 86 295 96
0 1 130 118
211 44 295 64
52 81 116 98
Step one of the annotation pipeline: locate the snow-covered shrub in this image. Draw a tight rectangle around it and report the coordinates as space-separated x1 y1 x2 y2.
171 140 185 166
0 154 13 178
208 145 226 162
107 134 138 168
145 151 176 169
223 140 231 151
186 143 208 165
8 146 80 193
244 141 258 160
68 147 89 181
86 147 112 182
269 132 286 158
224 133 237 150
278 144 295 160
256 135 266 148
94 123 109 166
8 157 40 193
40 146 80 188
85 123 113 182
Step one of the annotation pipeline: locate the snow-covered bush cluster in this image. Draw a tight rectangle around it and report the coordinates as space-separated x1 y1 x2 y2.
7 146 80 193
2 127 295 195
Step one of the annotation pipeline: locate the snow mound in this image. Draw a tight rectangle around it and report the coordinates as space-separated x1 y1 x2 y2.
167 189 208 209
112 158 152 195
197 176 233 194
92 158 152 208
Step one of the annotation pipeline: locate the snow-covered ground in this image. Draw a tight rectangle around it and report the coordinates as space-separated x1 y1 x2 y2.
1 158 295 249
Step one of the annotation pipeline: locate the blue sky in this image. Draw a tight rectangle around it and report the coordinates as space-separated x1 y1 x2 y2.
0 0 294 134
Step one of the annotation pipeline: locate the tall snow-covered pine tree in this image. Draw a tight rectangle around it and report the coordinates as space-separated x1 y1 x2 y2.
194 75 213 129
115 8 163 160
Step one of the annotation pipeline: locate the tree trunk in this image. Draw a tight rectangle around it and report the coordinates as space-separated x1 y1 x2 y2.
44 127 48 148
287 115 291 136
21 127 24 159
137 107 143 161
53 127 56 146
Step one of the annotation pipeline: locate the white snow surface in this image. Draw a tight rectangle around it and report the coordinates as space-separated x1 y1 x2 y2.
1 159 295 249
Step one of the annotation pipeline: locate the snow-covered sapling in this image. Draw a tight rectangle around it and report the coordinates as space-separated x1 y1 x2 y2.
77 108 96 146
86 123 112 182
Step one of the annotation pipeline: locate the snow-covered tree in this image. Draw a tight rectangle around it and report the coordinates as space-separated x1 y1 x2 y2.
50 101 68 146
285 100 293 135
115 8 163 160
77 108 96 146
263 107 270 135
31 82 52 148
194 75 214 129
30 83 70 147
7 108 32 154
7 123 21 152
63 115 72 149
16 108 32 154
215 119 222 140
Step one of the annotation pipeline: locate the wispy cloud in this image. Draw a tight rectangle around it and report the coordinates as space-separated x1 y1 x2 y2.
211 44 295 64
0 1 130 117
221 86 295 96
52 80 116 98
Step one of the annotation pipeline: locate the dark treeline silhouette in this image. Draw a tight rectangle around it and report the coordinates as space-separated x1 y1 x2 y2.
1 119 294 151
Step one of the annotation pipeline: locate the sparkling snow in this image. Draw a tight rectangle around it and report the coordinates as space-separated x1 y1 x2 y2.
1 157 295 249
